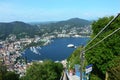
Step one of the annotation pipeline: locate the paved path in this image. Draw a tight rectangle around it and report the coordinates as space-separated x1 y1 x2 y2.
67 74 80 80
61 71 69 80
61 70 80 80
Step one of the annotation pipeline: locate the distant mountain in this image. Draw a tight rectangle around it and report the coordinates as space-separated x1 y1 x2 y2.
28 21 57 25
0 21 38 40
0 18 91 40
63 18 90 27
38 18 91 28
58 18 91 26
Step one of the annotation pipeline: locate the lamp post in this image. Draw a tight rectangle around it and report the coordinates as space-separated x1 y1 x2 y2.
80 47 85 80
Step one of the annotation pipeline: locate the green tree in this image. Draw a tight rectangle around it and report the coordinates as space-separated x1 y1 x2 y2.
0 62 19 80
67 47 82 70
85 15 120 79
21 60 63 80
0 62 7 80
3 71 19 80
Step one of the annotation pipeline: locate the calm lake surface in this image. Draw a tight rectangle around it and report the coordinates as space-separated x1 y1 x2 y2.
22 37 89 61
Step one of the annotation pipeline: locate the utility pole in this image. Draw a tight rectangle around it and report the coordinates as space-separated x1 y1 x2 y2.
80 47 85 80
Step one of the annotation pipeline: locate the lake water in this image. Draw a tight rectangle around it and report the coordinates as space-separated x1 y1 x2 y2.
22 37 89 62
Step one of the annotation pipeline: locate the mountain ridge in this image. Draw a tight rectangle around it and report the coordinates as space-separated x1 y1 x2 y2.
29 17 91 25
0 21 38 40
0 18 91 40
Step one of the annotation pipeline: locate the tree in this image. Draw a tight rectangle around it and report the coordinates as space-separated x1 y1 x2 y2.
0 62 19 80
67 47 81 70
21 60 63 80
3 71 19 80
85 15 120 79
0 62 7 80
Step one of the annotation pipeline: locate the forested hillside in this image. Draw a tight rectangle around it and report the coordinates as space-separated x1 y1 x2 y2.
85 15 120 80
0 18 91 40
67 15 120 80
37 18 91 32
20 60 63 80
0 21 38 40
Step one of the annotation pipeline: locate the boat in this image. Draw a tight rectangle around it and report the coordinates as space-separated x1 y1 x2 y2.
30 47 41 55
67 44 75 48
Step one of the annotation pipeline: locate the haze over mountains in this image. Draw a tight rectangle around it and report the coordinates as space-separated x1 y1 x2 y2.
0 18 91 40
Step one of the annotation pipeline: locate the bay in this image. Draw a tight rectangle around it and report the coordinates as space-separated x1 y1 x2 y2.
22 37 89 62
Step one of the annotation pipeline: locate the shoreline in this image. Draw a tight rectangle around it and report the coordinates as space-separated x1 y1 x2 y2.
21 37 90 62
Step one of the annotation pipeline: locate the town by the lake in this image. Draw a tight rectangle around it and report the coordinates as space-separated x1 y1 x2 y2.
0 24 91 77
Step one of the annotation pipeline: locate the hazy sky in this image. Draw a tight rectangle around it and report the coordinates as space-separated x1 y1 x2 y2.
0 0 120 22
